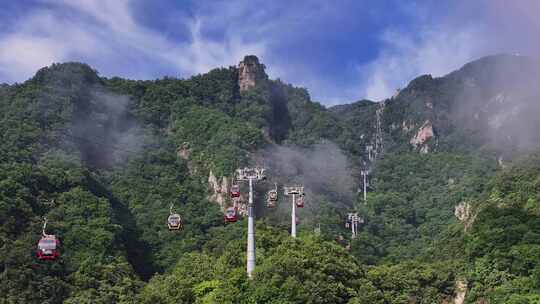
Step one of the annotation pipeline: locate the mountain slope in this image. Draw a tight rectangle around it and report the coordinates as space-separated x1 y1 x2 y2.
1 54 539 303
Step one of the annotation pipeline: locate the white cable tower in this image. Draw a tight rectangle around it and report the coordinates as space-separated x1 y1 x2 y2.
284 186 304 238
361 170 368 203
235 167 266 279
346 213 364 238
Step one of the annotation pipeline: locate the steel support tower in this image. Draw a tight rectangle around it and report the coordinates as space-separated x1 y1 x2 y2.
284 186 304 238
236 167 266 278
347 213 364 238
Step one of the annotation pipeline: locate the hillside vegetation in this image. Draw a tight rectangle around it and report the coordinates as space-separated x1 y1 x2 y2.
1 55 540 303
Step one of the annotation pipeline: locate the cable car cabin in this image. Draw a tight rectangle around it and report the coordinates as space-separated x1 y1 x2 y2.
267 189 278 207
36 235 60 261
295 195 305 208
167 214 183 230
230 185 240 198
224 207 238 223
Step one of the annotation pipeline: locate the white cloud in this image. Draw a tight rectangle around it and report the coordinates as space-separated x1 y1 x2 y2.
0 0 267 82
1 0 533 105
0 10 104 82
358 0 540 102
176 18 266 74
360 26 489 101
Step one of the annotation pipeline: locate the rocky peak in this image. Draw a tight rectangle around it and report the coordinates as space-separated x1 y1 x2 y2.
238 55 266 92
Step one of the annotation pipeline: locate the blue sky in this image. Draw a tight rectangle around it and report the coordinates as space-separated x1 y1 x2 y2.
0 1 538 105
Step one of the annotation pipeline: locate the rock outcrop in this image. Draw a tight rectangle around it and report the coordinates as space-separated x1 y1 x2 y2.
454 201 475 232
453 280 467 304
402 120 414 133
442 280 468 304
208 170 228 210
238 55 266 92
177 142 191 160
207 171 248 216
410 120 434 153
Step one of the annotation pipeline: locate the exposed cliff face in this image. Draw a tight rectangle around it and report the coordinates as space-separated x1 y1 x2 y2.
238 55 266 92
176 142 191 159
453 280 467 304
331 54 540 159
207 170 248 216
208 170 228 210
454 201 475 232
410 121 435 153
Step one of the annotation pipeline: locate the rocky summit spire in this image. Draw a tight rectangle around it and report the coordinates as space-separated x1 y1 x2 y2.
238 55 267 92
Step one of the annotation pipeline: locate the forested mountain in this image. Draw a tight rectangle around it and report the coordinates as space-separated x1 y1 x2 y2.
1 54 539 303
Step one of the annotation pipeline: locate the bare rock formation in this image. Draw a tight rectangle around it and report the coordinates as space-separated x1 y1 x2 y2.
208 170 228 210
177 142 191 160
453 280 467 304
207 171 248 216
410 120 435 153
238 55 266 92
402 120 415 133
454 201 475 232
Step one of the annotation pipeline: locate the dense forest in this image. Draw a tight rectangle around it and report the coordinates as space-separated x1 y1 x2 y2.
1 54 540 303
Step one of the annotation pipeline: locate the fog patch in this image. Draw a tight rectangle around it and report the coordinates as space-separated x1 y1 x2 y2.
260 142 356 211
67 88 147 168
450 55 540 156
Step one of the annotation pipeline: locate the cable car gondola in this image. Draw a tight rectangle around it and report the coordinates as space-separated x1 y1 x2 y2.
267 183 278 207
37 236 60 260
36 218 60 261
295 194 305 208
224 207 238 223
230 184 240 198
167 204 184 231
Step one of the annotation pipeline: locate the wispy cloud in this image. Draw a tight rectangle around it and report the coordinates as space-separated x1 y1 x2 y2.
358 0 540 101
0 0 370 105
360 26 488 101
0 0 266 82
1 0 538 105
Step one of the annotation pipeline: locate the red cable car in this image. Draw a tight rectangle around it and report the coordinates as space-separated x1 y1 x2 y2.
224 207 238 223
230 184 240 198
36 235 60 261
36 218 60 261
296 195 305 208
